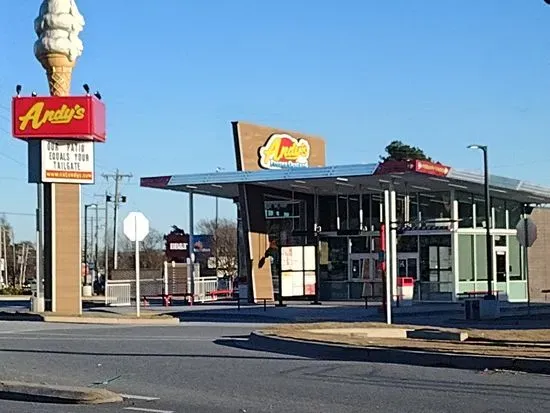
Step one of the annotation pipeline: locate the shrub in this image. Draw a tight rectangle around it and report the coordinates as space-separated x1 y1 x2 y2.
0 286 30 296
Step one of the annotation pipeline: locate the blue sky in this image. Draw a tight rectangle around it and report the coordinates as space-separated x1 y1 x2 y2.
2 0 550 242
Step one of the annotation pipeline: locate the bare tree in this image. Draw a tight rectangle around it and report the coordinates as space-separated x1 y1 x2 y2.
197 218 238 280
118 228 165 269
0 217 36 290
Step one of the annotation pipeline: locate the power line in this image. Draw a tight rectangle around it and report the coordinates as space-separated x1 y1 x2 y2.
0 211 35 217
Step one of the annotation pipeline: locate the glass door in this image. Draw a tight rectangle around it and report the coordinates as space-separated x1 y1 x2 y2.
397 253 419 280
397 252 419 300
494 247 508 300
349 253 378 299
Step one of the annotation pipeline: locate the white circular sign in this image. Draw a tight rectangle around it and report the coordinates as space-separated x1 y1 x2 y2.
123 211 150 242
516 217 537 248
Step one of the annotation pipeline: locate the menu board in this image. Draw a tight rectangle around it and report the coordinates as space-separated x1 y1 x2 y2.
304 272 316 295
281 246 304 271
281 272 294 297
304 246 316 271
280 246 318 297
292 272 304 296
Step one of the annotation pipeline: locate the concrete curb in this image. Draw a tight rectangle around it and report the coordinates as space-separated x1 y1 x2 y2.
172 311 286 323
42 315 180 325
0 296 31 302
249 331 550 375
0 380 123 404
0 312 43 322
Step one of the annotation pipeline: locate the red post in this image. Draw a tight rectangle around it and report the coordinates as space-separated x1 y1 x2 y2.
379 224 387 317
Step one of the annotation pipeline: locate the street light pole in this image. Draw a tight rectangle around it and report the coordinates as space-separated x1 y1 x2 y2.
84 203 97 286
95 204 99 279
468 144 494 298
84 204 89 286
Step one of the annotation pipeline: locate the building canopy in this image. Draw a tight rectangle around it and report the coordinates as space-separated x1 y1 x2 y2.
141 159 550 204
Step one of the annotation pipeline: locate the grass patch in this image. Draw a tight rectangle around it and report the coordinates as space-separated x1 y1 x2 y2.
42 310 174 320
264 322 550 360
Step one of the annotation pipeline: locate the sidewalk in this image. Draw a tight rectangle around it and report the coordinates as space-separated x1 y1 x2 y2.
105 300 550 325
3 295 550 326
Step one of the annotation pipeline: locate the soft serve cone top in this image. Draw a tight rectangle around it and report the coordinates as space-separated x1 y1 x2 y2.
34 0 85 61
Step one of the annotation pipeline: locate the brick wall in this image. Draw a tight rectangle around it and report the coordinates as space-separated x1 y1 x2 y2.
528 208 550 302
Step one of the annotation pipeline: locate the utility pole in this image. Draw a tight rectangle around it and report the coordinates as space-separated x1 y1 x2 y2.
0 229 4 286
102 170 132 270
102 192 109 280
95 204 99 278
22 245 29 287
12 230 16 286
1 229 6 286
94 193 110 282
90 214 94 277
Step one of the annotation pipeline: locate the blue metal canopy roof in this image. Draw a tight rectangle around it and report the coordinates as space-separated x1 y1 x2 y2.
140 162 550 204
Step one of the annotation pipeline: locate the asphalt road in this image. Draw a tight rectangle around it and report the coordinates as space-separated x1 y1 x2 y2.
0 321 549 413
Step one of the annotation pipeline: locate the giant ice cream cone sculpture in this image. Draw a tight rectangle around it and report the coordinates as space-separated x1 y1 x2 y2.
34 0 85 96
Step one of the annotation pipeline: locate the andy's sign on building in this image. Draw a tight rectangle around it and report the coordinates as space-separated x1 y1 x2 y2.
258 133 311 169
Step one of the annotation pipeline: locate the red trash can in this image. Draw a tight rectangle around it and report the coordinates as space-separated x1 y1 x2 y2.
397 277 415 306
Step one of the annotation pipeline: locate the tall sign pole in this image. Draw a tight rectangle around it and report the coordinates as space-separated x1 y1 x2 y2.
123 212 150 318
383 189 392 324
11 1 106 314
35 0 85 314
134 214 141 318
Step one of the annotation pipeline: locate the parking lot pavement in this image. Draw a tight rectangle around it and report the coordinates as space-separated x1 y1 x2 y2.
0 321 549 412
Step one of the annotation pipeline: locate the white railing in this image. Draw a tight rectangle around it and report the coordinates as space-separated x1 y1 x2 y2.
193 277 219 303
106 283 131 307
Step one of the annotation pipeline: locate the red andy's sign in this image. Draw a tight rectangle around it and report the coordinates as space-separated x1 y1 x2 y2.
410 160 450 177
12 95 106 142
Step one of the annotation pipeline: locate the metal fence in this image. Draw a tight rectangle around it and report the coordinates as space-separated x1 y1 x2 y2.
105 283 131 306
194 277 219 302
106 264 221 304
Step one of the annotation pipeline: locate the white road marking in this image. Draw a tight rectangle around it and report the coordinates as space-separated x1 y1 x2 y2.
120 394 160 401
0 336 214 342
123 408 173 413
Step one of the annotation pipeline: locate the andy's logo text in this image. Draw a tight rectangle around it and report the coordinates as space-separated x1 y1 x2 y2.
18 101 86 131
259 134 311 169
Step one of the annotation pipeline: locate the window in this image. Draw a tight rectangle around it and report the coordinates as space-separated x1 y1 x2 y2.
508 236 523 280
370 194 382 230
475 234 487 280
456 192 473 228
348 196 360 230
410 194 420 224
508 201 522 230
319 196 337 231
493 198 506 229
419 192 451 222
474 196 487 228
338 196 348 230
397 235 418 253
371 236 381 252
361 194 372 230
494 235 506 247
458 235 474 281
496 252 506 282
350 236 369 253
320 237 348 282
396 195 406 224
419 235 452 282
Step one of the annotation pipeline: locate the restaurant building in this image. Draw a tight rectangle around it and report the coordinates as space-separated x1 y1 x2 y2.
141 122 550 304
